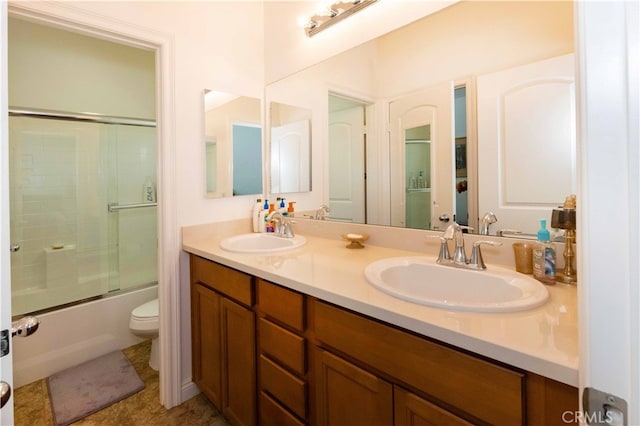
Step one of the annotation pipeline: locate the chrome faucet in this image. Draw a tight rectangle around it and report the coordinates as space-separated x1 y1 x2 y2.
267 211 296 238
479 212 497 235
435 222 501 270
314 204 331 220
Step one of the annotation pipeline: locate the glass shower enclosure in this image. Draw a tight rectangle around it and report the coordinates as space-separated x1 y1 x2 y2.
9 111 158 316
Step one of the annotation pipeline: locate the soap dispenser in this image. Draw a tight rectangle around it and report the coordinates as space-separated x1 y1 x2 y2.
280 197 287 215
533 219 556 285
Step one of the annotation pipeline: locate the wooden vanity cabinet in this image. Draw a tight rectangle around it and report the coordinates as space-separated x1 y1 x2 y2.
256 279 308 425
309 298 579 426
190 255 256 426
190 255 578 426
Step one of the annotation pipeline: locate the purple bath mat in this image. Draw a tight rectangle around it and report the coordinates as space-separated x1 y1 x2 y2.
47 350 145 426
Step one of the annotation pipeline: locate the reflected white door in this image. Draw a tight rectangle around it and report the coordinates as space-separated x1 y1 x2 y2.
329 106 365 222
0 2 14 423
477 54 576 236
271 120 310 194
389 81 453 230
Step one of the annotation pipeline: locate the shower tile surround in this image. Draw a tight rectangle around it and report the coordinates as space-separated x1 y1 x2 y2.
9 117 157 315
183 218 578 386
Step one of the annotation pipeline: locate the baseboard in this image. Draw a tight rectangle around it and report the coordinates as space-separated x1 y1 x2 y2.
181 378 201 403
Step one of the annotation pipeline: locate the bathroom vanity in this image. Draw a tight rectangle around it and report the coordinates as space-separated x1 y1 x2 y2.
184 220 578 425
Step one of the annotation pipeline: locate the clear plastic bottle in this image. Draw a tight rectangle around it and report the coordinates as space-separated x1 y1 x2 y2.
417 171 425 188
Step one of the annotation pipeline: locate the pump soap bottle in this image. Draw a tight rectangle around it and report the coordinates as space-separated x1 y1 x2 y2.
533 219 556 285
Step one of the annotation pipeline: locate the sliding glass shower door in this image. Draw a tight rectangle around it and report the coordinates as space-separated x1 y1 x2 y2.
9 114 157 316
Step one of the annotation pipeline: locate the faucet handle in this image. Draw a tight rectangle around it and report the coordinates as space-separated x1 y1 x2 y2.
427 235 451 263
468 240 503 270
280 219 296 238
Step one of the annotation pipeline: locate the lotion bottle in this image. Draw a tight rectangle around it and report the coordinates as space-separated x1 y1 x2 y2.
533 219 556 285
252 198 262 233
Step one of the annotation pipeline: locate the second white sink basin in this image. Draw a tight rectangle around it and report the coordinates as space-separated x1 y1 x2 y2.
220 233 306 254
364 256 549 313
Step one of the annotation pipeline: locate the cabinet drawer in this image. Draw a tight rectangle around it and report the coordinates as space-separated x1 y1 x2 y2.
260 392 304 426
395 386 473 426
258 279 304 331
260 355 307 419
313 300 524 425
259 318 306 376
190 255 253 306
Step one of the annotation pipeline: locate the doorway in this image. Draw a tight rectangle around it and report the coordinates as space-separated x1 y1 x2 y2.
8 12 159 382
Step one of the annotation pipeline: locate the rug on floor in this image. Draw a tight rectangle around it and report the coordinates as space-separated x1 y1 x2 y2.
47 350 145 426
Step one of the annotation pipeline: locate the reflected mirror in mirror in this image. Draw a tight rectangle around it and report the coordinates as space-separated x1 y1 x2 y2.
267 1 575 237
203 89 262 198
270 102 312 194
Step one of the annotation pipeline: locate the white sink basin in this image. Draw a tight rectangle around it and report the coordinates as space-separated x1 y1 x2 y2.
364 256 549 313
220 233 306 254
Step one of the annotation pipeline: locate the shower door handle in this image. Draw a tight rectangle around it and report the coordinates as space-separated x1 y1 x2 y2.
11 316 39 338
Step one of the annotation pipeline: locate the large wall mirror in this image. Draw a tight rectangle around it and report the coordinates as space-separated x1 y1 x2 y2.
265 1 575 236
204 89 263 198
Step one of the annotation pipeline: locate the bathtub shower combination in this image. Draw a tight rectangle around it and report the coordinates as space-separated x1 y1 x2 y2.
9 110 158 316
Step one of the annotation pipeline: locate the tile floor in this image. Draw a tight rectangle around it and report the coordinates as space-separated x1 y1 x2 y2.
14 340 230 425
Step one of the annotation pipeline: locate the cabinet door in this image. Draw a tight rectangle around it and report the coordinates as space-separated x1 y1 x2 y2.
314 348 392 426
395 386 473 426
192 283 222 407
221 297 256 426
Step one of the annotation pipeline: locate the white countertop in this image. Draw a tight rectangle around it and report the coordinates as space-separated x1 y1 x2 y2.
182 220 578 387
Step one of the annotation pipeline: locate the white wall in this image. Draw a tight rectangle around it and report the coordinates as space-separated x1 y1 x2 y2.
8 0 265 402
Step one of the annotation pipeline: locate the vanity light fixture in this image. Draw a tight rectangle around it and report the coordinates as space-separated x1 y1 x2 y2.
305 0 378 37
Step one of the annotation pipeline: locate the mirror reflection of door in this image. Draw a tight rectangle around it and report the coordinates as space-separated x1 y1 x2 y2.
390 81 453 230
404 126 431 229
269 102 312 194
477 54 576 235
454 86 469 227
232 123 262 196
328 94 366 223
205 139 217 193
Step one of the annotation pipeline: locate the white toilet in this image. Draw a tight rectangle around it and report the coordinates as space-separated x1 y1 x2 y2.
129 298 159 371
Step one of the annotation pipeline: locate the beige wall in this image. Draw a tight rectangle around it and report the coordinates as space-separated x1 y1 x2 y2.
263 0 456 83
8 17 156 119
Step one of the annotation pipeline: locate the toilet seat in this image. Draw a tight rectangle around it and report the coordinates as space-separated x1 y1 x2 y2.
129 299 159 333
132 298 158 319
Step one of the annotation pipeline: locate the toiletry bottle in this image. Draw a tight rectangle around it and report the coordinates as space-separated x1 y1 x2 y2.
280 197 287 216
143 177 156 202
260 199 269 232
533 219 556 285
287 201 296 217
417 171 425 189
252 198 262 233
267 203 277 232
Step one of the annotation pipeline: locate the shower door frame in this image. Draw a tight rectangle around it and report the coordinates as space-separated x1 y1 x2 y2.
7 2 181 410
